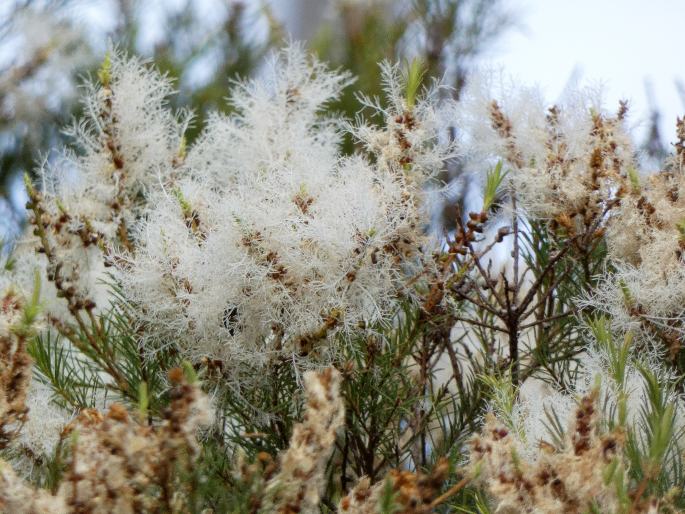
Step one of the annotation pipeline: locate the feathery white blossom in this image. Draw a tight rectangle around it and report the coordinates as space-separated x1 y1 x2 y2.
120 45 452 366
14 381 72 477
452 73 635 220
17 50 187 326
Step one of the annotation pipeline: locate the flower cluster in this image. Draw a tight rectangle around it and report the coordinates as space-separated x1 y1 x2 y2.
469 393 627 513
0 368 212 514
12 50 187 327
459 79 685 353
586 121 685 349
120 45 452 366
7 33 685 511
454 76 635 224
470 319 685 513
262 368 344 512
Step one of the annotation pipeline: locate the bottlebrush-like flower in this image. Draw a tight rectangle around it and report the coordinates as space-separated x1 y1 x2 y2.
17 49 187 326
48 49 187 242
120 45 452 366
580 130 685 353
453 74 634 223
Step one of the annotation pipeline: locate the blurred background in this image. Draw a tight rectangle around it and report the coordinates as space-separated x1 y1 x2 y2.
1 0 683 240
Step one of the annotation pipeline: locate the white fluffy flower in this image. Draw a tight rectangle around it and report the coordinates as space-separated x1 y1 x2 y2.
17 50 187 324
54 50 187 236
452 73 634 220
120 45 451 366
13 381 72 476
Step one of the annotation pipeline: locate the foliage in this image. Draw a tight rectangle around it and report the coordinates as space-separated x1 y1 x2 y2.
1 2 685 513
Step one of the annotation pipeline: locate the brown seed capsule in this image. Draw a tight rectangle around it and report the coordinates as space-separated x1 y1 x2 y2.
107 403 129 422
168 367 184 384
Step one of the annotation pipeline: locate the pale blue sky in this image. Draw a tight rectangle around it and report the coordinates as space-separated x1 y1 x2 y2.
484 0 684 146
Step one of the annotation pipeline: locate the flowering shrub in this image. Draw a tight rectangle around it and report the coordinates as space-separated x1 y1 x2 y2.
0 41 684 514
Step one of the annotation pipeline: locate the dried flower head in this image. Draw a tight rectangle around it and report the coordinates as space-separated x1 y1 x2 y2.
338 458 452 514
262 367 344 513
0 280 38 450
469 392 624 514
0 461 67 513
0 367 210 514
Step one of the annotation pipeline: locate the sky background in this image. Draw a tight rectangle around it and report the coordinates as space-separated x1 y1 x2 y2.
478 0 684 146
